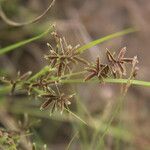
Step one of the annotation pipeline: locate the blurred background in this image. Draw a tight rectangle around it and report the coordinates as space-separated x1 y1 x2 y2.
0 0 150 149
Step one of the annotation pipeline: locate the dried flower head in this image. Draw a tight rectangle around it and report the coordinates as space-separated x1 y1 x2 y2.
131 56 139 78
26 73 55 95
44 31 89 76
106 47 134 78
39 84 74 114
84 57 109 81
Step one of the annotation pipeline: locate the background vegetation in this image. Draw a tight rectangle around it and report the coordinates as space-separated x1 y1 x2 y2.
0 0 150 149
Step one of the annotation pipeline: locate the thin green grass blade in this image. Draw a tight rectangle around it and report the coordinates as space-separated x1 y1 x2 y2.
65 108 88 125
0 25 53 55
65 131 79 150
77 28 137 53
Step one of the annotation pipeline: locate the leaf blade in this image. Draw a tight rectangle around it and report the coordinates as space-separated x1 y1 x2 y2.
0 25 53 55
78 28 137 53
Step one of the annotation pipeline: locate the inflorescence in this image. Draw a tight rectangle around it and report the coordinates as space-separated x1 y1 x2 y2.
0 29 139 115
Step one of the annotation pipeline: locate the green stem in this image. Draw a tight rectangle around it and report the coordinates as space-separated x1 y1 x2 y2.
28 66 55 82
0 77 150 95
60 78 150 87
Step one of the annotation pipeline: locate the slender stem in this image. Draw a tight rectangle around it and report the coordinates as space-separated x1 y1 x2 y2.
61 71 86 78
1 67 150 95
60 78 150 87
28 66 55 82
65 108 88 125
0 77 150 95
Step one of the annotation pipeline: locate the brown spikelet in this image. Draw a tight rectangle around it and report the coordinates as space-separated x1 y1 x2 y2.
57 63 63 76
84 73 96 81
84 57 110 81
106 47 134 78
40 99 53 111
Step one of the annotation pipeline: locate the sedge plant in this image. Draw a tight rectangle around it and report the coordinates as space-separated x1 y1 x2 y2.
0 25 150 150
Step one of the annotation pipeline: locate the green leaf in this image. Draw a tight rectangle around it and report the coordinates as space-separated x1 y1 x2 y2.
77 28 137 53
0 25 53 55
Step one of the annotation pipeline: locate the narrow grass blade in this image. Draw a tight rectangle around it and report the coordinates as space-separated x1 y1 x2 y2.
0 26 53 55
77 28 137 53
65 108 88 125
65 131 79 150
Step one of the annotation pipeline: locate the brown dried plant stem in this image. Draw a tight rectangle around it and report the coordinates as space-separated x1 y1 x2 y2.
0 0 55 26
